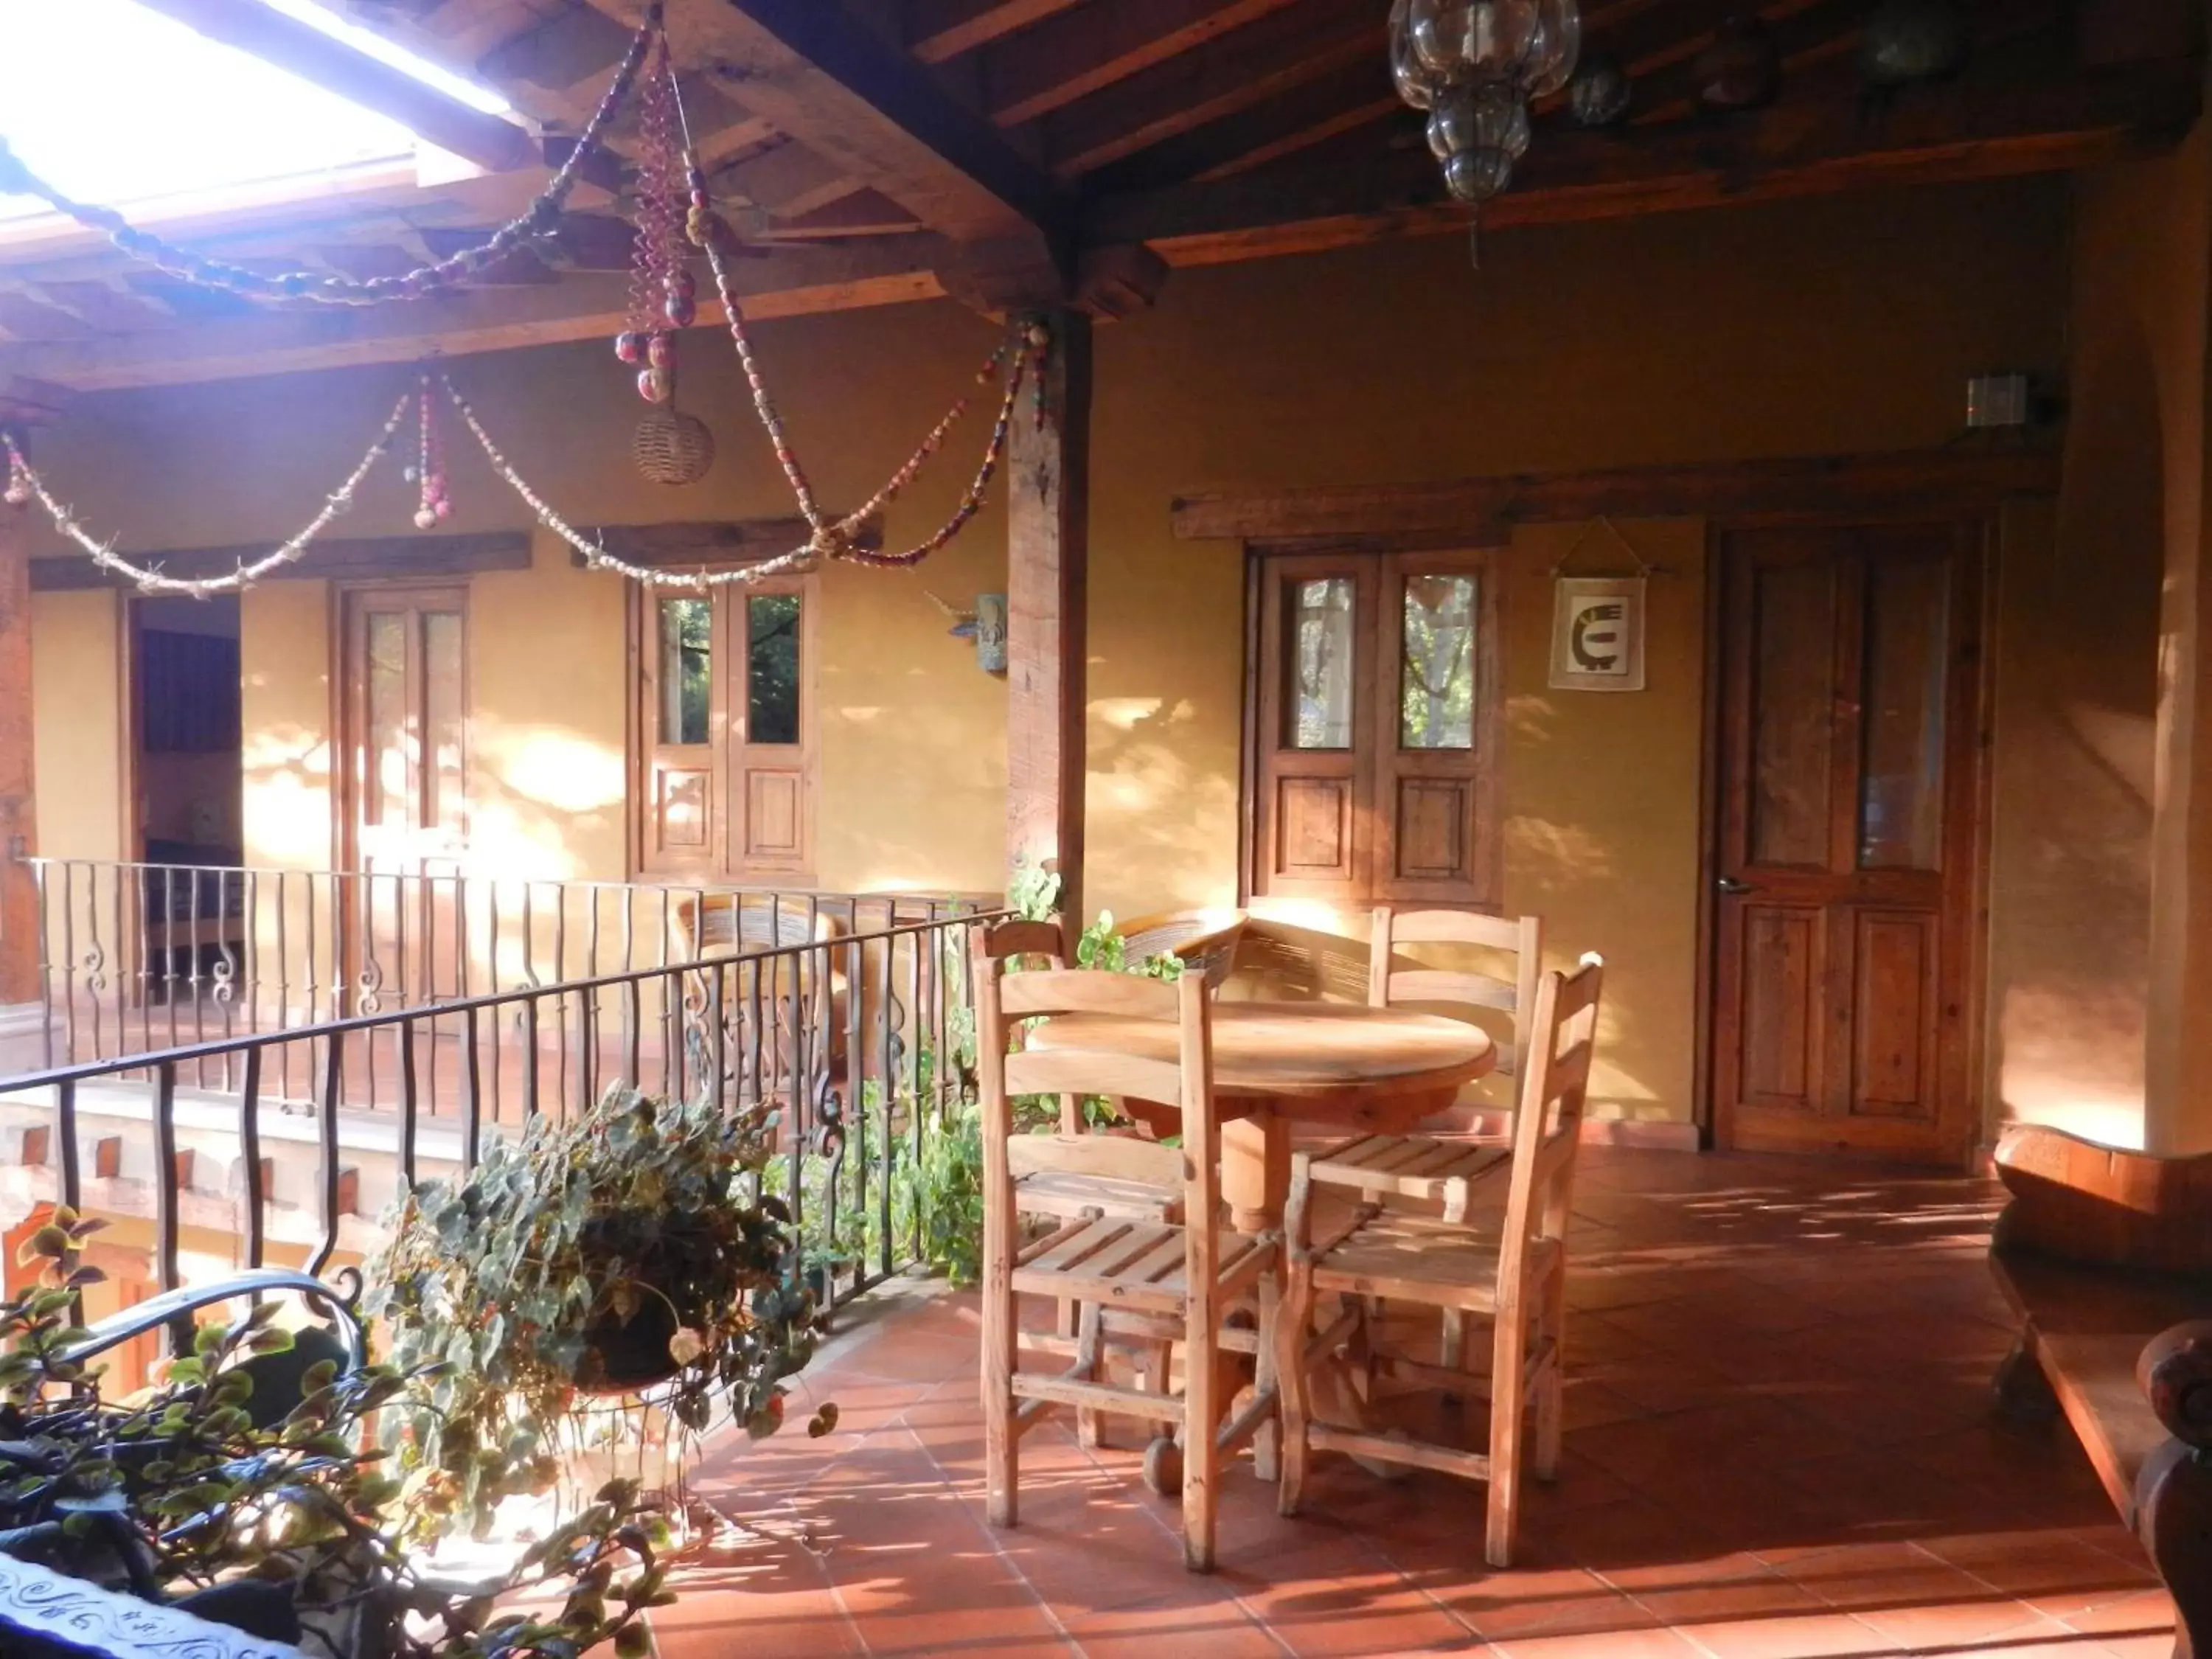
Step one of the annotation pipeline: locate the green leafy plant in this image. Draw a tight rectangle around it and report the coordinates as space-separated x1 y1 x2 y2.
0 1213 673 1658
365 1087 828 1537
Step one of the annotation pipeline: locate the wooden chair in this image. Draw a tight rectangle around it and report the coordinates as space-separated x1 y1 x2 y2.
1276 953 1604 1569
978 917 1183 1225
975 961 1281 1572
1368 906 1543 1084
1119 908 1249 990
673 894 846 1117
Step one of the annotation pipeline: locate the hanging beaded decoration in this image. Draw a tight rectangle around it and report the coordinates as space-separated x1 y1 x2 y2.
0 7 662 307
612 24 694 406
410 375 453 529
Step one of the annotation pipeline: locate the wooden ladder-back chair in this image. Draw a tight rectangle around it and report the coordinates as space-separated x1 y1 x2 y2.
1119 908 1249 990
1277 953 1603 1569
977 918 1183 1225
975 960 1281 1572
1369 906 1543 1085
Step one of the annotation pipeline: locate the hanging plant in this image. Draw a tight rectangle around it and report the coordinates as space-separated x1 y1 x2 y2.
364 1087 830 1537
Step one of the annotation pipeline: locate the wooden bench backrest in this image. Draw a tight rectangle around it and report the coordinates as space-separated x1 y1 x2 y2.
1993 1124 2212 1279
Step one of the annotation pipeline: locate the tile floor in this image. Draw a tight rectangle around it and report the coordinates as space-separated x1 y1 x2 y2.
655 1148 2177 1658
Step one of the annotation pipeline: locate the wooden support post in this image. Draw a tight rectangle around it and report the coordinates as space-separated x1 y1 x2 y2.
1006 310 1091 928
0 494 35 1010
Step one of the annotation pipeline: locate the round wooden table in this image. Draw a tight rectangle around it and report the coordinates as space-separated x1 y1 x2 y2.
1027 1002 1496 1234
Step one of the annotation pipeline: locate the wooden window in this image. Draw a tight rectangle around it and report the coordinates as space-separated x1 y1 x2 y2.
1245 548 1500 908
635 574 817 880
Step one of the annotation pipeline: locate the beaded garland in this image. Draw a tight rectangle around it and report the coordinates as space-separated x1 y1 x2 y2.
2 392 414 597
0 8 662 307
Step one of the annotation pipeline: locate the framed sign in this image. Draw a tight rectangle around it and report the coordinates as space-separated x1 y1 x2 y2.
1549 576 1646 692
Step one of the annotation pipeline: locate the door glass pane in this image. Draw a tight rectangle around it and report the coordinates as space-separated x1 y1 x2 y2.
1748 562 1837 868
746 593 802 746
365 611 406 827
1859 559 1949 870
1286 577 1354 749
422 611 465 836
658 597 711 746
1399 574 1475 749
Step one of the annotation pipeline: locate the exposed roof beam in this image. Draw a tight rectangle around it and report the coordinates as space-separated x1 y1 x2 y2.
1039 0 1385 177
984 0 1304 128
1084 57 1399 191
1082 56 2200 264
130 0 542 175
584 0 1066 243
907 0 1088 64
0 240 956 392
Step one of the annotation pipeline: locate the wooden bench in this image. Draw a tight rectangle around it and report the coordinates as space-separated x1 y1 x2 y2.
1988 1124 2212 1659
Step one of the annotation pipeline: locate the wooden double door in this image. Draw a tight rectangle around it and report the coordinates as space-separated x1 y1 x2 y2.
1711 521 1986 1164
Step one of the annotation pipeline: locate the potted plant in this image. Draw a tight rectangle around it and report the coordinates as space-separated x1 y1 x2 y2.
365 1086 830 1537
0 1211 673 1658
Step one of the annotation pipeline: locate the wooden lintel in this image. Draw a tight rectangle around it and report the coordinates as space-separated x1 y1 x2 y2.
588 0 1068 245
31 531 535 593
132 0 542 175
1172 444 2064 543
1084 57 2202 265
0 245 952 393
569 517 883 569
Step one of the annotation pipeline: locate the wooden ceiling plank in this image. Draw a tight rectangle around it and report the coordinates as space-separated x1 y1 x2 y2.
908 0 1088 64
1037 0 1385 178
1085 56 1399 191
0 295 93 344
984 0 1304 128
715 139 866 217
1082 56 2200 263
582 0 1065 243
0 240 956 392
760 189 926 238
26 282 174 336
130 0 541 175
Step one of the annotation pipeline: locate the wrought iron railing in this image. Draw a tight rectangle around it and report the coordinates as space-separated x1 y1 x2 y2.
22 857 985 1109
0 904 998 1320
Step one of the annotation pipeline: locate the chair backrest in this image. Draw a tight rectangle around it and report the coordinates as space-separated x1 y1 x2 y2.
1498 953 1604 1287
677 893 841 956
1368 907 1543 1078
978 915 1070 970
973 961 1220 1228
1119 908 1248 990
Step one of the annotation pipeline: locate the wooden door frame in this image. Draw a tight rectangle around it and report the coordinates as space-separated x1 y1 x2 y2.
1693 507 2005 1164
330 582 474 879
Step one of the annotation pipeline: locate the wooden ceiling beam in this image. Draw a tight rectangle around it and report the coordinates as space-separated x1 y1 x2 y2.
907 0 1088 64
1038 0 1385 178
1082 55 2200 264
984 0 1304 128
1085 57 1399 191
0 240 956 392
584 0 1066 243
130 0 541 175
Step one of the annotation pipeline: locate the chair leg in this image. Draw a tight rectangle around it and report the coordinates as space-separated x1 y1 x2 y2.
1485 1306 1527 1570
1183 1321 1222 1573
983 1264 1017 1530
1275 1259 1315 1518
1076 1302 1105 1450
1253 1271 1281 1483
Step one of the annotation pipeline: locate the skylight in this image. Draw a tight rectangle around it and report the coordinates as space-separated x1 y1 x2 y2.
0 0 509 224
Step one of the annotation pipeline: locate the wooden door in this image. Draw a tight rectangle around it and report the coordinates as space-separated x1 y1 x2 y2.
1711 521 1985 1163
1249 549 1497 907
340 587 467 1006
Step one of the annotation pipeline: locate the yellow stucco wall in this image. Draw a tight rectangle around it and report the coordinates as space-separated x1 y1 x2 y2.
29 588 122 865
20 175 2077 1131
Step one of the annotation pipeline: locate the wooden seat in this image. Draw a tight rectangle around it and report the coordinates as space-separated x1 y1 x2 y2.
976 961 1281 1573
1302 1133 1513 1220
1277 954 1602 1570
1987 1124 2212 1659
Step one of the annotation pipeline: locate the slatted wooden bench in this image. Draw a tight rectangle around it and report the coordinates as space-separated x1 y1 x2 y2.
1988 1124 2212 1659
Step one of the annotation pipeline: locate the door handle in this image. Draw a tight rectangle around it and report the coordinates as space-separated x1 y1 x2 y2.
1716 876 1758 896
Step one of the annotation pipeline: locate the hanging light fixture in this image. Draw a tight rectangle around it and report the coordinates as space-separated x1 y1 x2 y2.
1390 0 1581 256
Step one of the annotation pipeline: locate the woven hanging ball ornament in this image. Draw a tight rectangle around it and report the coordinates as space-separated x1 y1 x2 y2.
635 406 715 486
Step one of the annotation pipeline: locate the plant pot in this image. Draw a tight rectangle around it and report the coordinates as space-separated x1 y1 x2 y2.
581 1293 684 1394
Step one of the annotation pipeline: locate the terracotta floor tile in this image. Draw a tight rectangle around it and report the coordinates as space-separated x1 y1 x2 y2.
1666 1610 1889 1658
1490 1625 1710 1657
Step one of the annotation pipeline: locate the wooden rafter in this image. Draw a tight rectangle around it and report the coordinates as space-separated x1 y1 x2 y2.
583 0 1065 243
1084 55 2200 263
907 0 1088 64
1037 0 1385 177
982 0 1305 128
1084 55 1399 191
131 0 543 175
